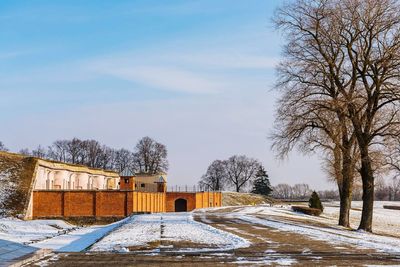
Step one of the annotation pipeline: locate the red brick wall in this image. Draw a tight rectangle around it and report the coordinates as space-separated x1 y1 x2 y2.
64 191 95 217
32 191 63 217
96 191 128 217
165 192 197 212
32 190 165 219
32 191 217 218
165 192 222 212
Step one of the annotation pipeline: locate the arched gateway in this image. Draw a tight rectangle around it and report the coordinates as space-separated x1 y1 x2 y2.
174 198 187 212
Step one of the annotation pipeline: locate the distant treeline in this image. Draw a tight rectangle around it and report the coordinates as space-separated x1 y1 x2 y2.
0 137 168 175
272 183 338 200
272 181 400 201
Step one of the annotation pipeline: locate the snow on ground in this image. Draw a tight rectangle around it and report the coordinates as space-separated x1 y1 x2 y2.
90 213 250 252
33 217 129 252
200 201 400 238
0 168 19 215
0 217 129 252
0 217 74 244
237 214 400 253
198 202 400 253
234 256 297 266
323 201 400 237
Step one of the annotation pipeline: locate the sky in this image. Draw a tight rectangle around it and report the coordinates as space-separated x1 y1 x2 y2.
0 0 334 190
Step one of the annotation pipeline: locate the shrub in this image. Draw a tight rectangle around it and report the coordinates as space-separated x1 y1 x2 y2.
292 206 322 216
309 191 323 212
383 205 400 210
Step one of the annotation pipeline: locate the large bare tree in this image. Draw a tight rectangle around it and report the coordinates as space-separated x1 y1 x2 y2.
272 88 358 227
199 160 227 191
274 0 400 232
223 155 261 192
132 136 168 174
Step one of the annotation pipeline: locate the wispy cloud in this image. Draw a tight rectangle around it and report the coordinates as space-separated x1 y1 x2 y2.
92 65 224 94
84 43 277 95
0 51 28 60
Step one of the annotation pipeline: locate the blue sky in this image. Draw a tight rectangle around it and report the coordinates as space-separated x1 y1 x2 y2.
0 0 332 190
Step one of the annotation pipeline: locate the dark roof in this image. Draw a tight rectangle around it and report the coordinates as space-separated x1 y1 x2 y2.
120 168 135 177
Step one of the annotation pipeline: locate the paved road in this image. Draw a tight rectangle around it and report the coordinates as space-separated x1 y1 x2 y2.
28 212 400 266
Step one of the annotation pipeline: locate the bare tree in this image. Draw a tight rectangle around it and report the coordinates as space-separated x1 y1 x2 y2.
114 148 134 174
272 184 293 199
199 160 227 191
292 184 312 199
47 140 69 162
132 136 168 174
65 138 86 164
31 145 47 158
223 155 261 192
271 24 358 226
18 148 31 156
388 177 400 201
83 140 104 168
0 142 8 152
274 0 400 232
99 146 117 170
272 183 315 199
17 137 168 174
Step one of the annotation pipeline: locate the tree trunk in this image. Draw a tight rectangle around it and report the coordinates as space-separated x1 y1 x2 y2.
236 183 240 192
338 146 353 228
338 177 352 228
358 146 374 232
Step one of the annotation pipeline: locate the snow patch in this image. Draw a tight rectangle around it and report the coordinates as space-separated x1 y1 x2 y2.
91 213 250 252
0 217 74 244
237 214 400 253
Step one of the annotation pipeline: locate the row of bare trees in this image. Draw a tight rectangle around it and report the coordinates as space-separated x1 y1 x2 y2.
375 177 400 201
2 137 168 174
272 183 313 200
199 155 263 192
272 0 400 232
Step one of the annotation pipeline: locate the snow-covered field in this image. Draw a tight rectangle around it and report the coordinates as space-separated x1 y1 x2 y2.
0 217 74 244
324 201 400 237
0 217 129 252
90 213 250 252
197 201 400 253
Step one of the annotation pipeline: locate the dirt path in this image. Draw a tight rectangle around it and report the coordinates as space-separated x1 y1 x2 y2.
28 212 400 266
193 213 400 266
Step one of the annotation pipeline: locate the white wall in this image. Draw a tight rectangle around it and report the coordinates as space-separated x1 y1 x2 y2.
33 166 119 190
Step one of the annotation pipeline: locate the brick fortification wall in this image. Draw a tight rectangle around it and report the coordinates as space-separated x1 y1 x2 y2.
32 191 221 218
165 192 222 212
32 190 165 219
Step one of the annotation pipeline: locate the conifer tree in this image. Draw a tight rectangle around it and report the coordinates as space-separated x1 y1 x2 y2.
251 166 273 196
309 191 323 211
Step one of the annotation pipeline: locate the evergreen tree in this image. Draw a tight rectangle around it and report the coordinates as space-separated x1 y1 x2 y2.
251 166 273 196
309 191 323 211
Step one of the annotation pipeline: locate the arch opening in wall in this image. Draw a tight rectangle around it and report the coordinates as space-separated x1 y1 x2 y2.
174 198 187 212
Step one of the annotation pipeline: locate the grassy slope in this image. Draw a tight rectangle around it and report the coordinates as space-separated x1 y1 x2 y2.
0 152 37 216
222 192 275 206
